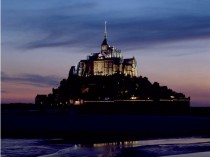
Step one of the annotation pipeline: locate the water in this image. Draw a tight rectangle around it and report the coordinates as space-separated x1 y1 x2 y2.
1 137 210 157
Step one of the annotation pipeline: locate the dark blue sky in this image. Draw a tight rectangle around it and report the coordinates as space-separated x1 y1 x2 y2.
2 0 210 106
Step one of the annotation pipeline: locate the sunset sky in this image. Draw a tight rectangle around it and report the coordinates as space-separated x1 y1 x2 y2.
2 0 210 106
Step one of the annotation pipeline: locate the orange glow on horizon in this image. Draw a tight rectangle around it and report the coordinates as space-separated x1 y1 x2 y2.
1 82 52 104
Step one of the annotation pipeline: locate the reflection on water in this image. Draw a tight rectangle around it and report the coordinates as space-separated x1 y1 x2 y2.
78 141 141 157
92 141 140 147
79 140 140 148
2 137 210 157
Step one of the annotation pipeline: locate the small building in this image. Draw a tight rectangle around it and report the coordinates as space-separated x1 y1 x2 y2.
35 95 47 105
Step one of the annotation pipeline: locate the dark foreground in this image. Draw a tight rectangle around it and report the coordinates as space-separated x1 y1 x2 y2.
2 104 210 143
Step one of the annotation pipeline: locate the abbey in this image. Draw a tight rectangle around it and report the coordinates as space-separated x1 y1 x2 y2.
35 22 190 109
69 22 138 77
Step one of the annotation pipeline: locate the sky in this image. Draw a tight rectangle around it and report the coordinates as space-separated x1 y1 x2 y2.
1 0 210 106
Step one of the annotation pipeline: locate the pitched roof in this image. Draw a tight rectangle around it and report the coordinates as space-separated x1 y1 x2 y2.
101 38 108 46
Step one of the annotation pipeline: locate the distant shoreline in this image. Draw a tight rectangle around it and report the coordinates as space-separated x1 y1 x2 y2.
1 103 210 116
2 105 210 143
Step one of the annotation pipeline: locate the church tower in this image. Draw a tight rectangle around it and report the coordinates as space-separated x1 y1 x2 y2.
101 21 109 52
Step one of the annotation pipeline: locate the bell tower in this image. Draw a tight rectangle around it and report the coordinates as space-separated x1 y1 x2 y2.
101 21 108 51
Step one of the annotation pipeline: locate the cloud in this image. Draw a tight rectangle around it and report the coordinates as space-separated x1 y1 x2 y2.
23 14 210 51
2 0 100 49
111 15 210 48
1 72 61 87
1 90 8 93
2 0 210 52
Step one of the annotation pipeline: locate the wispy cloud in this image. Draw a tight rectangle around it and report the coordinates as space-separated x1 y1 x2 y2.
3 0 210 51
1 72 61 87
24 15 210 51
1 90 8 93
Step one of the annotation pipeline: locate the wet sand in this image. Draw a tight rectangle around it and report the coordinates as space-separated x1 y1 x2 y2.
161 151 210 157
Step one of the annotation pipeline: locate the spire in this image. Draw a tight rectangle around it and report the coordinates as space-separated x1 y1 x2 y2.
104 21 107 39
101 21 108 47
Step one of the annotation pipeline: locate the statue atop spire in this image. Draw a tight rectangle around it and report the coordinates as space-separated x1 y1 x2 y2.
104 21 107 39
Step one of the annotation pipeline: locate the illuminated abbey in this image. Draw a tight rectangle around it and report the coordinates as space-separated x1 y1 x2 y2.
69 22 138 77
35 22 190 109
